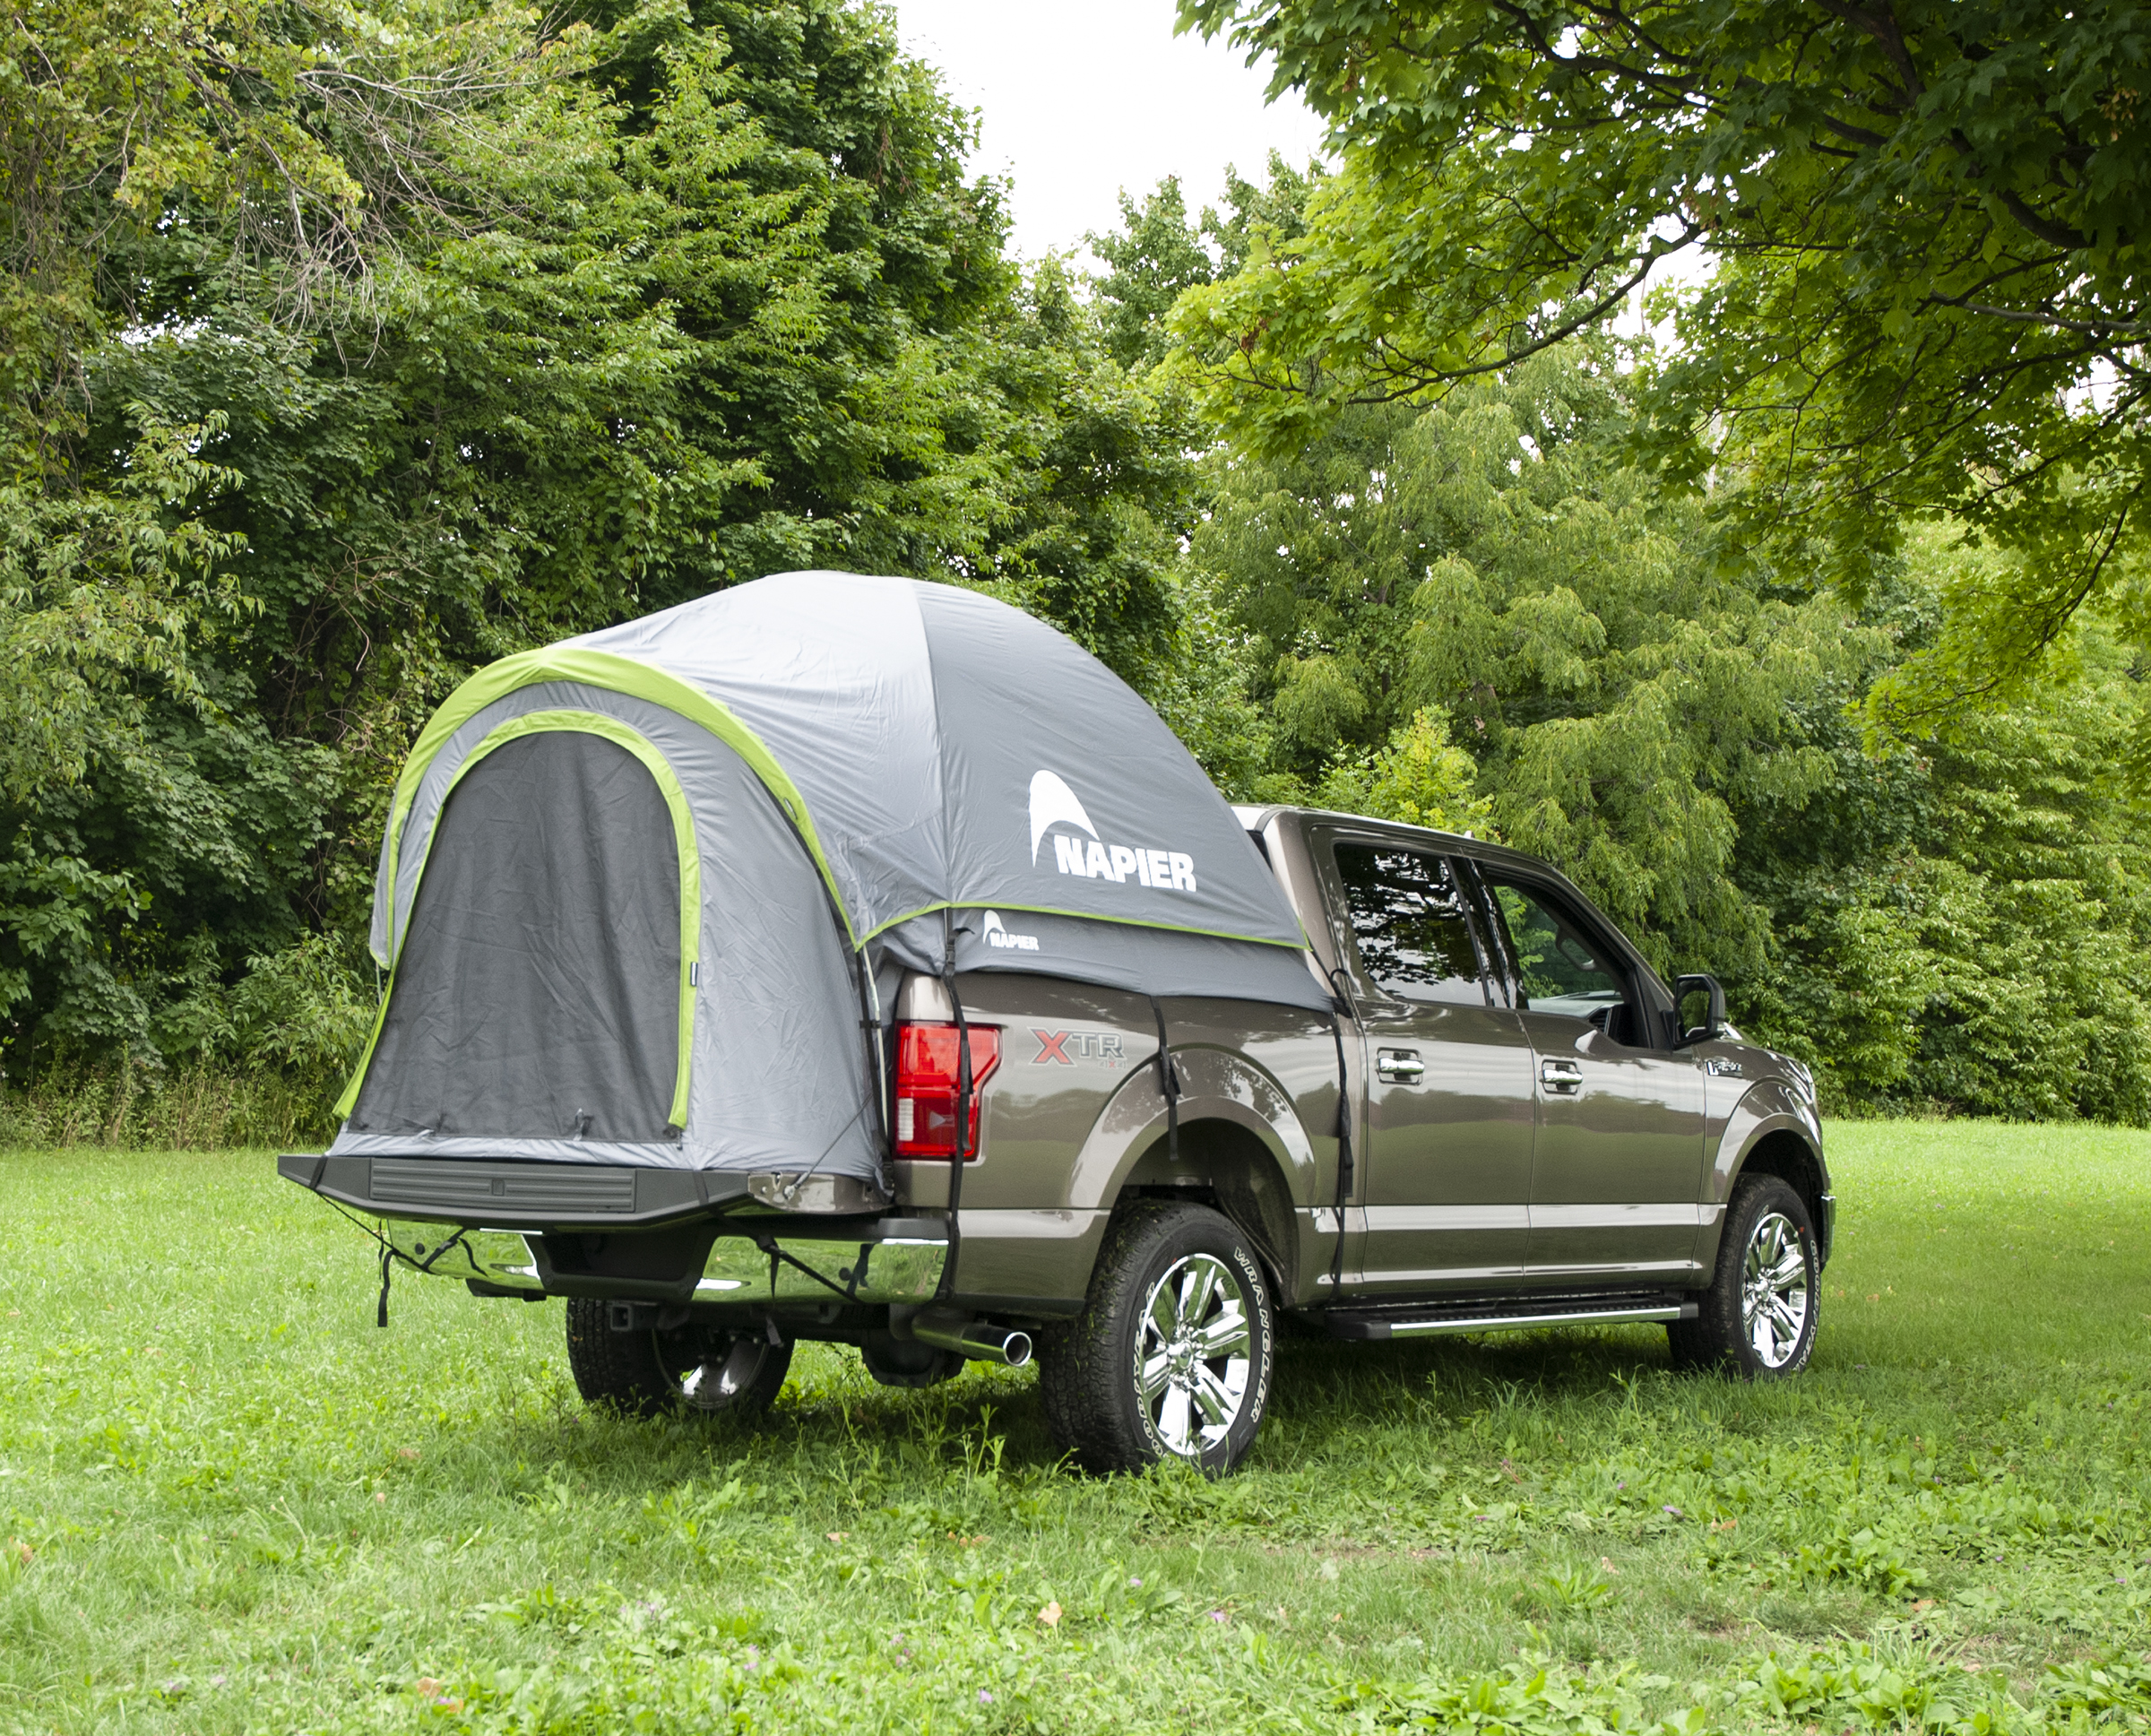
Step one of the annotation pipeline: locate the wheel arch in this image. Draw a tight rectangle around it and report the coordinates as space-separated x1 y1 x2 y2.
1067 1044 1317 1304
1706 1079 1833 1271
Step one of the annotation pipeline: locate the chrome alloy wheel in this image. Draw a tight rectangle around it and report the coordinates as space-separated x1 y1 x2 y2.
1136 1253 1252 1458
1741 1212 1811 1369
660 1330 779 1412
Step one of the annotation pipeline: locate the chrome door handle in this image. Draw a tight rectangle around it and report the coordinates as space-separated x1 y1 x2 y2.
1377 1049 1425 1084
1541 1059 1584 1094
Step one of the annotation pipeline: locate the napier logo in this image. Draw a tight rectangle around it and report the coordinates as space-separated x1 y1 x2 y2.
980 911 1039 953
1026 769 1198 892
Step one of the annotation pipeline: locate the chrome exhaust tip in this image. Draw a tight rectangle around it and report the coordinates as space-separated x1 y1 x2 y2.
911 1319 1033 1368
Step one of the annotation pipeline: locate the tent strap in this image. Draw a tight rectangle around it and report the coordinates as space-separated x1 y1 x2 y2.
1326 970 1357 1296
1147 997 1179 1163
935 918 972 1302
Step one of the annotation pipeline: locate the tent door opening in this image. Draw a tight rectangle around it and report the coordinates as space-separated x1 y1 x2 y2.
341 719 699 1142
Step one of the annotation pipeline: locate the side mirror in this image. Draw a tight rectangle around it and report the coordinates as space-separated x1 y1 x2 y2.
1675 973 1726 1045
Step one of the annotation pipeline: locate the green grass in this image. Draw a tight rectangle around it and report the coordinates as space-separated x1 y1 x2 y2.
2 1120 2147 1733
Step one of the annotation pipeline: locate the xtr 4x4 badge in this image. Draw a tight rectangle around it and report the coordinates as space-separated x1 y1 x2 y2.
1032 1028 1128 1067
1028 770 1198 892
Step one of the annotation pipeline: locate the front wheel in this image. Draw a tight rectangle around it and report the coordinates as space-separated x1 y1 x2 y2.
565 1300 791 1418
1669 1174 1819 1378
1038 1200 1274 1475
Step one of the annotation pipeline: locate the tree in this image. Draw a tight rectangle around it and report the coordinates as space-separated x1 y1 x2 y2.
0 0 1196 1096
1182 339 1856 980
1732 538 2151 1118
1172 1 2151 710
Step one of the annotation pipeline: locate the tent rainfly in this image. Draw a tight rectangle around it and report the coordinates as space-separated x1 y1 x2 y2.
330 570 1332 1186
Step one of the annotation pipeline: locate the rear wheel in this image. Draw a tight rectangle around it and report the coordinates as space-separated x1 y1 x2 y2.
1669 1174 1818 1378
564 1300 791 1418
1038 1200 1274 1475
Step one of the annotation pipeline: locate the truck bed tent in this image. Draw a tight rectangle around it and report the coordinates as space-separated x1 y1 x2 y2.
331 571 1332 1185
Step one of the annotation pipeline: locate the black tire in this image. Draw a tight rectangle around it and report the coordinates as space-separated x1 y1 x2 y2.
1668 1174 1819 1378
564 1301 792 1419
1038 1199 1274 1476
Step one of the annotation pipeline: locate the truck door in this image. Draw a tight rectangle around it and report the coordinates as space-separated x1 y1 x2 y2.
1321 835 1537 1293
1472 872 1707 1280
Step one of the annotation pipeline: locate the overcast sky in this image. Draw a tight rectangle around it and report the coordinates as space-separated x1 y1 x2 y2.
888 0 1330 264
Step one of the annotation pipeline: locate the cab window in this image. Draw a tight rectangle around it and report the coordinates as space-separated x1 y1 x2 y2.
1334 844 1488 1006
1483 878 1641 1043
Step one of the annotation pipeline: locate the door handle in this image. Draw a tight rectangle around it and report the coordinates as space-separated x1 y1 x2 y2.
1541 1058 1584 1094
1376 1049 1425 1084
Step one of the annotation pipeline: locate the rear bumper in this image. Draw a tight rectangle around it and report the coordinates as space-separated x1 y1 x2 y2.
281 1153 1099 1315
281 1151 743 1229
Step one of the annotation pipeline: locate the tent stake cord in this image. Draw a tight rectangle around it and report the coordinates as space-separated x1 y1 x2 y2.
1148 996 1179 1162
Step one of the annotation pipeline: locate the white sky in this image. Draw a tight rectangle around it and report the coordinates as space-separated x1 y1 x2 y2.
888 0 1330 264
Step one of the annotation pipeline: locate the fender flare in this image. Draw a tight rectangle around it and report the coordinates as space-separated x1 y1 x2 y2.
1703 1078 1831 1269
1064 1043 1320 1296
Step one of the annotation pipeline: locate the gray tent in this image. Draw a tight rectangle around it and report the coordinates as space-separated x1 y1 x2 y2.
331 571 1331 1184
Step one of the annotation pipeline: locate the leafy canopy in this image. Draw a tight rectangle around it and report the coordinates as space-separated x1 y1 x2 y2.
1173 1 2151 704
0 0 1196 1089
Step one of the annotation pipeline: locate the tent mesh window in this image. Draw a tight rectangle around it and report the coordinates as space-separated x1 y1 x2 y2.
350 730 683 1142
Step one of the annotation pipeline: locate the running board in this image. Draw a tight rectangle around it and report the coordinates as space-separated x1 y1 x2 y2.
1323 1299 1697 1341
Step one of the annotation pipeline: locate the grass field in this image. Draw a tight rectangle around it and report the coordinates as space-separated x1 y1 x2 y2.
2 1120 2147 1733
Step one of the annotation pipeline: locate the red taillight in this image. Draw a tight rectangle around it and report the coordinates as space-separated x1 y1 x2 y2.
894 1022 1000 1159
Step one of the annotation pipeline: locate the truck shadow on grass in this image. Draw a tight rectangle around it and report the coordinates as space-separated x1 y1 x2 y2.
509 1321 1752 1497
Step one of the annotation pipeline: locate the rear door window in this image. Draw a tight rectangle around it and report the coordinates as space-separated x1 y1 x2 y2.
1333 843 1489 1005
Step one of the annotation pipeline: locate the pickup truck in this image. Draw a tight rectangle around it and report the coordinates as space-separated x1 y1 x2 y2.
287 800 1831 1475
281 574 1831 1474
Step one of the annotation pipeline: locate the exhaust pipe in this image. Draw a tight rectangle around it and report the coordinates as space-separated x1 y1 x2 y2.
910 1318 1033 1368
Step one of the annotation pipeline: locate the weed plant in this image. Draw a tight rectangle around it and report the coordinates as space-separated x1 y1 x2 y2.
0 1063 333 1153
1 1120 2147 1732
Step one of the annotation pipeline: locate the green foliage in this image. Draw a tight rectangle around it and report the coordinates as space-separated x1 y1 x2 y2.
1313 707 1497 836
1179 339 1850 980
1087 152 1321 372
1174 0 2151 701
0 0 1196 1092
4 1122 2151 1727
1732 552 2151 1119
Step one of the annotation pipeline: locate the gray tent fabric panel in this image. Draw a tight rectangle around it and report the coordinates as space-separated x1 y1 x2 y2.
348 682 882 1179
350 730 681 1143
876 911 1336 1012
912 583 1307 948
568 573 949 939
574 573 1311 954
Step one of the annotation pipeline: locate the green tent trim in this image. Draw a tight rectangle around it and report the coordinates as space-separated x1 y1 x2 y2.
376 649 847 964
858 900 1314 952
338 710 703 1127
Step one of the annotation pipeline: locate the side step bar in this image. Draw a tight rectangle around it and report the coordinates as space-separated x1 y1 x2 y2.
1324 1298 1697 1342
